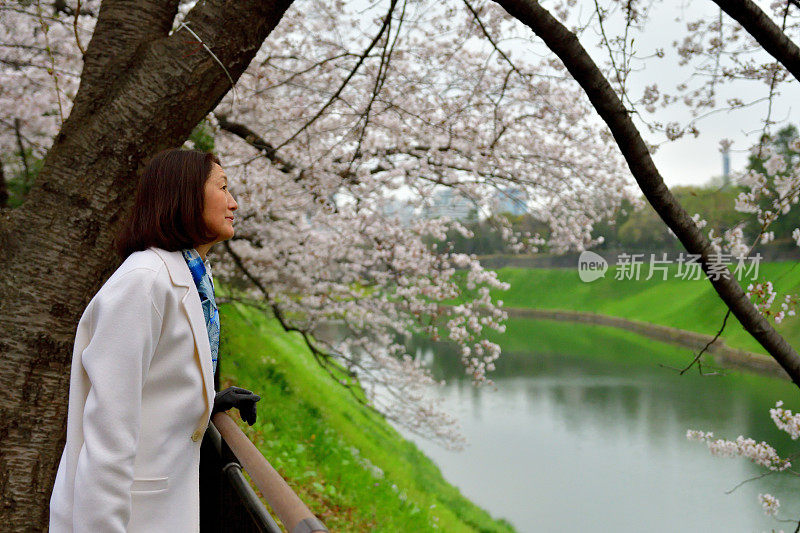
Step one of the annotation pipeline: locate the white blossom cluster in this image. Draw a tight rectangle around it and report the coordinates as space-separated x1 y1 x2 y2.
746 282 798 325
770 401 800 440
663 5 799 124
747 281 777 314
685 430 791 471
689 212 751 260
721 224 750 260
729 137 800 325
691 213 708 230
688 403 798 519
733 142 800 232
758 493 780 517
687 399 800 519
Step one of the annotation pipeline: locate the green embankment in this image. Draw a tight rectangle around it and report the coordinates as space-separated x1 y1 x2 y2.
213 261 798 530
462 261 800 356
217 296 514 533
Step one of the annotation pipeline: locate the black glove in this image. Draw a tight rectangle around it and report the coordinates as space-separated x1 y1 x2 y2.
211 386 261 426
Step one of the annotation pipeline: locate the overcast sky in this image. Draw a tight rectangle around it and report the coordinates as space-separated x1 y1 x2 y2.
568 0 800 188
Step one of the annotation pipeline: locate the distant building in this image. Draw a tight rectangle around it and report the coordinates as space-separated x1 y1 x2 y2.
380 197 417 227
493 185 528 216
421 187 475 221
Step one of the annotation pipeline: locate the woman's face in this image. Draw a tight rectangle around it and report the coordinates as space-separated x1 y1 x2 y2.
202 163 238 244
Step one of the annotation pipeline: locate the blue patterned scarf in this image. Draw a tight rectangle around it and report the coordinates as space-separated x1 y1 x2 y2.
181 248 219 375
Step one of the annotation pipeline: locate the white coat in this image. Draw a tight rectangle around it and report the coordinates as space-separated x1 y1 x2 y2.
49 246 216 532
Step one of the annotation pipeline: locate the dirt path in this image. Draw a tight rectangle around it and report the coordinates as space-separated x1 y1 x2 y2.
505 307 789 380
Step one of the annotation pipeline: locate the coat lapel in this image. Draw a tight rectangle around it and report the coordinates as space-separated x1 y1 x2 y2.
150 247 215 415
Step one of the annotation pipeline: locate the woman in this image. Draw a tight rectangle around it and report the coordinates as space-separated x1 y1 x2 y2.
49 148 261 532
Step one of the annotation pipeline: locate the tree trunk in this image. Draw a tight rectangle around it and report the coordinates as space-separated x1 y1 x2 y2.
0 0 293 528
493 0 800 385
0 159 8 209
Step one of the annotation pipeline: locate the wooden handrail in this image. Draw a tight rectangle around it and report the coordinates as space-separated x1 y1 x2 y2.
211 412 329 533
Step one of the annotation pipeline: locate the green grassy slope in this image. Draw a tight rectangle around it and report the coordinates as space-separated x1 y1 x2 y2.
217 298 515 533
466 261 800 355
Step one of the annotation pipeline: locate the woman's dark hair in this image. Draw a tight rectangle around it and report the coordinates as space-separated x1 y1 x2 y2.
114 148 221 259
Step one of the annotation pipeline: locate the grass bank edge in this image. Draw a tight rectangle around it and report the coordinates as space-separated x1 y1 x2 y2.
217 294 515 533
444 261 800 357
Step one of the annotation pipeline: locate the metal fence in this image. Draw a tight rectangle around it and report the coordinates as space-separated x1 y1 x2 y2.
200 412 328 533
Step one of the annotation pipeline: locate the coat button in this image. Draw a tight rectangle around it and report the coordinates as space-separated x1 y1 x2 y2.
191 430 202 442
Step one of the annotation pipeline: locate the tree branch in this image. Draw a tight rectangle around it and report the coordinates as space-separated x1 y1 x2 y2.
710 0 800 83
216 113 295 173
272 0 399 152
493 0 800 385
220 240 380 412
68 0 181 124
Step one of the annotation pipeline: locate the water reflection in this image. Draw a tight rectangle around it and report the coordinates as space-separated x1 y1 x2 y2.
313 319 800 532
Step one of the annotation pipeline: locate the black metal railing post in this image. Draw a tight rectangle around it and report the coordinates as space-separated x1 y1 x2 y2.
200 422 282 532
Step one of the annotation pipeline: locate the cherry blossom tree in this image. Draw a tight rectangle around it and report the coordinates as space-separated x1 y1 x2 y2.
0 0 639 525
4 0 800 527
1 0 637 435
